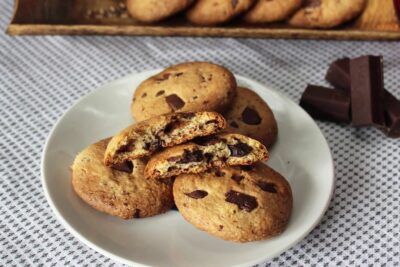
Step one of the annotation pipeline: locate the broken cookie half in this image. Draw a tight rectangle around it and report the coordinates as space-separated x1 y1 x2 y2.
104 111 226 167
145 133 269 179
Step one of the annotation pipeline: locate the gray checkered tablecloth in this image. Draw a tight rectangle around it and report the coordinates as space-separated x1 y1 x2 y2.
1 0 399 266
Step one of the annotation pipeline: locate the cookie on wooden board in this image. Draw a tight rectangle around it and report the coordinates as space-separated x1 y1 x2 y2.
243 0 302 24
289 0 366 28
186 0 255 26
127 0 194 23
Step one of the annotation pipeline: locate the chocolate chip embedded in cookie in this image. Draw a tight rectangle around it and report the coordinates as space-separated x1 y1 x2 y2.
186 0 255 26
243 0 302 24
289 0 366 28
224 87 278 148
72 139 174 219
127 0 194 23
173 163 293 242
144 133 269 179
131 62 237 122
104 111 226 167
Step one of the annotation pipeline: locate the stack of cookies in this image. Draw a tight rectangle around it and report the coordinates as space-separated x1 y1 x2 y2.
72 62 293 243
126 0 367 29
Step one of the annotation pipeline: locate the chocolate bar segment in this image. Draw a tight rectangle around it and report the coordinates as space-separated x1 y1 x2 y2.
300 85 351 123
383 91 400 138
350 56 385 127
326 58 351 90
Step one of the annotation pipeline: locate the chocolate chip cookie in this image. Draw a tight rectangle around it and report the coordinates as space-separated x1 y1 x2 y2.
186 0 255 26
131 62 237 122
173 163 292 242
224 87 278 148
72 139 174 219
289 0 366 28
104 111 226 167
127 0 194 23
145 133 269 179
243 0 302 23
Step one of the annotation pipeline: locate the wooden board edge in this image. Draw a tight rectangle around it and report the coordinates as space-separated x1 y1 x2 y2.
6 24 400 40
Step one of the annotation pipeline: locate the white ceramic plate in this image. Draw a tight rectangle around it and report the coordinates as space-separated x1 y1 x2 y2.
41 70 334 267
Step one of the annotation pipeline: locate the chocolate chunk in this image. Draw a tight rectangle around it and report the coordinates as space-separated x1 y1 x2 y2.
175 72 183 77
204 153 213 162
155 73 171 82
215 170 225 177
242 107 262 125
111 161 133 173
166 94 185 111
218 225 224 231
193 135 221 146
300 85 351 123
156 90 165 96
257 182 277 193
167 156 181 162
350 56 385 127
228 142 253 157
225 190 258 212
133 209 141 218
185 190 208 199
383 91 400 138
325 58 351 90
231 174 244 184
164 118 180 134
141 93 147 98
230 121 239 128
231 0 238 8
240 165 253 171
177 149 204 164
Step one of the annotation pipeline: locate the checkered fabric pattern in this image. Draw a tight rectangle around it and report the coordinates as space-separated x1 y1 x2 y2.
0 0 399 266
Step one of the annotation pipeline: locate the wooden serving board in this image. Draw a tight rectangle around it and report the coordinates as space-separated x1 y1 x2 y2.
6 0 400 40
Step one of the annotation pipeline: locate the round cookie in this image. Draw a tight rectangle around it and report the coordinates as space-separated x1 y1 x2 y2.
223 87 278 148
289 0 366 28
72 139 174 219
186 0 255 26
127 0 194 23
173 163 293 243
243 0 302 23
131 62 237 121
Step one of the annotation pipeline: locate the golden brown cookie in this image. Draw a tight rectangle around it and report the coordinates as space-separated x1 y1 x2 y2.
127 0 194 23
289 0 366 28
104 112 226 167
173 163 293 242
224 87 278 148
243 0 302 23
131 62 237 121
145 133 269 179
72 139 174 219
186 0 255 25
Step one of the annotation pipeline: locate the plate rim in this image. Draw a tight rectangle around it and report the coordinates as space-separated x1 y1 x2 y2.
41 70 335 267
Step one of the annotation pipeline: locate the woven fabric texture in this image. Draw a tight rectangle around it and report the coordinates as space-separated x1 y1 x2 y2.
0 0 399 266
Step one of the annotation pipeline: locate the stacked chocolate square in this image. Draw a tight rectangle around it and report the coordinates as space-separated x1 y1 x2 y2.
300 56 400 138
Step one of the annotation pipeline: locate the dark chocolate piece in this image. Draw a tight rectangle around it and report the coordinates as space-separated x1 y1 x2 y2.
177 149 204 164
225 190 258 212
325 58 351 90
350 56 385 127
231 174 244 184
166 94 185 111
242 107 262 125
185 190 208 199
300 85 351 123
256 182 277 193
383 91 400 138
111 161 133 173
228 142 253 157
